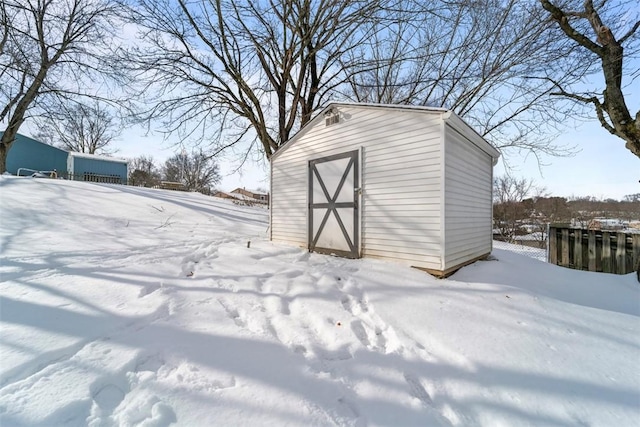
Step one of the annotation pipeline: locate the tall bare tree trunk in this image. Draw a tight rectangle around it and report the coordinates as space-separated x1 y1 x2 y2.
0 139 8 174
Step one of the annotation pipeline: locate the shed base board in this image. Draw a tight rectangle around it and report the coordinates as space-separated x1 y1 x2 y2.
310 247 359 259
276 242 489 278
413 253 490 278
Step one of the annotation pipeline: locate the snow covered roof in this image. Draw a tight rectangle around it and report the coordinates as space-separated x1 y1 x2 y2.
68 151 128 164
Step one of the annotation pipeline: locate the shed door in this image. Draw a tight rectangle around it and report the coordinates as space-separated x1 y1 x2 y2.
308 150 359 258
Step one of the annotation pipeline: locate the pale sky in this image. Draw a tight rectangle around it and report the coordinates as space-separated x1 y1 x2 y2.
494 118 640 200
108 125 271 193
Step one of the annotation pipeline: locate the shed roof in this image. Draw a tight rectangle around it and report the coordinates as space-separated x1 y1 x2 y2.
271 102 501 162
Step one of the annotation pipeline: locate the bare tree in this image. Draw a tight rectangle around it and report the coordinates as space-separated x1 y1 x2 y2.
129 155 161 187
121 0 385 160
163 151 221 193
344 0 590 163
121 0 634 166
540 0 640 158
493 176 539 243
34 102 121 154
525 195 571 248
623 193 640 203
0 0 122 173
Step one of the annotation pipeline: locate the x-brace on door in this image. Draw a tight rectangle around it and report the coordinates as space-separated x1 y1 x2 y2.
308 150 359 258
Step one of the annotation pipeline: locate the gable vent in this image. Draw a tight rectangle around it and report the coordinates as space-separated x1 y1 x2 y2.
324 108 339 126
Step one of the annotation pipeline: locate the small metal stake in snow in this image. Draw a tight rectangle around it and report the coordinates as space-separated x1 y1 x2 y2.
247 241 251 248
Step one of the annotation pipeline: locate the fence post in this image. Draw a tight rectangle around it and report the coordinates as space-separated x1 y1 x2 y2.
549 226 557 265
602 232 611 273
616 232 626 274
561 228 570 266
574 229 582 270
546 223 550 263
634 235 640 273
588 230 597 272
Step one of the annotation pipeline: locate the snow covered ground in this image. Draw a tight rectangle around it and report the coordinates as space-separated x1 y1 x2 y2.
492 240 547 262
1 176 639 427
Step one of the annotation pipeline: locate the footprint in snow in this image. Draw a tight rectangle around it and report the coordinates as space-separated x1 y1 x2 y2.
350 319 371 348
404 372 433 406
217 298 246 328
92 383 126 413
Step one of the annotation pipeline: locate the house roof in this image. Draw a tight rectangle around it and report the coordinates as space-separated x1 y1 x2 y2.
271 102 501 163
68 151 128 164
1 132 68 155
231 187 268 196
2 131 129 164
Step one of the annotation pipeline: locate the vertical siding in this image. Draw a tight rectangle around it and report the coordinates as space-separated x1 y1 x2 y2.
5 134 68 175
271 105 444 270
72 156 128 180
443 125 493 269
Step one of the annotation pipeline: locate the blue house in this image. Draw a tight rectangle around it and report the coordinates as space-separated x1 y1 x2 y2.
3 132 128 184
4 133 68 176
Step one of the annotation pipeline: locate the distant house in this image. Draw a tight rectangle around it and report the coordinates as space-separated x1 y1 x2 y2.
588 218 626 231
230 188 269 204
212 190 238 200
3 132 128 184
212 189 269 205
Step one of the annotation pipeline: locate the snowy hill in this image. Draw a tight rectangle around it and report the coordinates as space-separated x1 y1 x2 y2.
1 176 639 426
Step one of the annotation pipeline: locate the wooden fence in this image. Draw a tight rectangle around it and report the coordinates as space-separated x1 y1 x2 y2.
548 226 640 275
159 181 188 191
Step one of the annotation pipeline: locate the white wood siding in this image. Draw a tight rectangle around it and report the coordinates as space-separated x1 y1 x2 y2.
443 125 493 270
271 105 443 270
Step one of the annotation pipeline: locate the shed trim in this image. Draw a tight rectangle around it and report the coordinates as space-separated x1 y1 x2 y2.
442 112 500 164
414 252 490 278
439 115 447 271
269 153 274 241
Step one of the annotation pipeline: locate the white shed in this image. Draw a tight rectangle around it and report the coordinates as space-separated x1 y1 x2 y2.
270 103 500 276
